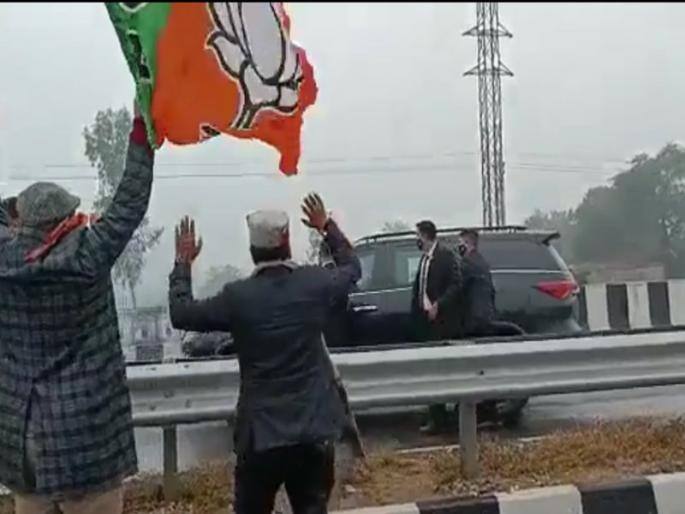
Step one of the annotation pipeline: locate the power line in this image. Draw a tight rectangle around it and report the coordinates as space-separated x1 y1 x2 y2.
6 161 620 182
511 162 620 172
513 151 628 164
9 149 630 172
37 151 474 170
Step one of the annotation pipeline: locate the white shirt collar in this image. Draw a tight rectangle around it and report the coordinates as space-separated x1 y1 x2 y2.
251 259 298 277
425 240 437 259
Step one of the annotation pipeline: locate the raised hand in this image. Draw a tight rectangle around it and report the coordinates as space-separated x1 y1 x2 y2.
301 192 328 232
175 216 203 265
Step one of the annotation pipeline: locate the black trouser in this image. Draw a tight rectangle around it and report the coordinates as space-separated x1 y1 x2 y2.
234 441 335 514
425 320 525 430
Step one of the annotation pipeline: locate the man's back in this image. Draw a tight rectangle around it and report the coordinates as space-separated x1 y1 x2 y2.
0 134 153 497
229 265 345 450
462 249 496 332
0 230 117 364
169 219 359 456
0 238 131 494
230 266 334 377
169 198 360 514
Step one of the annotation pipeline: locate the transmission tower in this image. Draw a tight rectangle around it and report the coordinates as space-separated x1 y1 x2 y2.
464 3 512 227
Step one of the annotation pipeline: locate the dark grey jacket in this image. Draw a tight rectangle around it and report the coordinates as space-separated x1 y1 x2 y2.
0 139 152 496
461 249 496 334
168 220 361 455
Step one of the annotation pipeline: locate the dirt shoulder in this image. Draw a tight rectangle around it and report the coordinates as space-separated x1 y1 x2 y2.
344 417 685 508
2 418 685 513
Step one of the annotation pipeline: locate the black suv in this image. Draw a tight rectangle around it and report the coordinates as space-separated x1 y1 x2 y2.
342 225 581 427
345 225 581 348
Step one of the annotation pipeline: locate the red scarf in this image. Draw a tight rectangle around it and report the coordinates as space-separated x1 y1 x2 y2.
25 213 100 263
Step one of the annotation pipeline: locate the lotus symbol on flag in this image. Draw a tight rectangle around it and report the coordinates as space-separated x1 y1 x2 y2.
207 3 303 131
119 2 147 13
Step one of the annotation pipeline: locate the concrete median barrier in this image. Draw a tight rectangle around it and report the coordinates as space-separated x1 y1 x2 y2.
332 472 685 514
579 279 685 332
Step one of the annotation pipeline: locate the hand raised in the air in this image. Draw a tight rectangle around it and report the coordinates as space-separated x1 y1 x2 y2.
301 192 329 232
175 216 203 265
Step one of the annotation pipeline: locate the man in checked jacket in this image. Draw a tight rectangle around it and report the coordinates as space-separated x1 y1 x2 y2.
0 109 153 514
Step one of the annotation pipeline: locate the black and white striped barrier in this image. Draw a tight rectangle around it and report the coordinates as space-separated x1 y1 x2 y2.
578 280 685 331
333 472 685 514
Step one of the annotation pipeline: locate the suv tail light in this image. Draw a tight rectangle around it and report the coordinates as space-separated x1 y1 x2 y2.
535 279 579 301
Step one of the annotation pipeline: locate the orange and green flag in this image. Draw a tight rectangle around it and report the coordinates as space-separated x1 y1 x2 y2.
106 2 317 175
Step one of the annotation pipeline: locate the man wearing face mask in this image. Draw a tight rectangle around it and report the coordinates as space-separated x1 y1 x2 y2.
457 229 496 337
412 220 463 342
457 229 529 425
412 220 463 434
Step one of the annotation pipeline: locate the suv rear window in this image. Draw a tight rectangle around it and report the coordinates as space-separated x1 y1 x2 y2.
479 240 567 271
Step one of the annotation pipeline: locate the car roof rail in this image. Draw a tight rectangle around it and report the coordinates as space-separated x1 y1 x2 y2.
355 225 529 245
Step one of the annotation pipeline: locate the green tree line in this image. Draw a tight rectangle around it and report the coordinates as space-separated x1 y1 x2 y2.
525 143 685 278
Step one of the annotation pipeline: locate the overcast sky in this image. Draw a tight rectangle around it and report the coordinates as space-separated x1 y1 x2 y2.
2 2 685 305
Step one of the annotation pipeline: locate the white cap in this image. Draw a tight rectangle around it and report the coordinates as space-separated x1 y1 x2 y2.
246 209 290 248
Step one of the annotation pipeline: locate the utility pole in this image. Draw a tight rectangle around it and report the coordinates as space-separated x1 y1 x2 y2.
464 3 512 227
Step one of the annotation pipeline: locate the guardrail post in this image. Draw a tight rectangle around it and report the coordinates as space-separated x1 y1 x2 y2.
459 400 479 479
163 425 180 501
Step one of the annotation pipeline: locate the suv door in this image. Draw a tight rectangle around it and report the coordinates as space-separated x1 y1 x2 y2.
347 241 419 346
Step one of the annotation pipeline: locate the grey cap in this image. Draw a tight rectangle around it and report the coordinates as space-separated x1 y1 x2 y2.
246 210 289 249
16 182 81 227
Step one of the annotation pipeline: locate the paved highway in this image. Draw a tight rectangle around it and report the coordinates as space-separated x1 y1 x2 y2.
133 383 685 472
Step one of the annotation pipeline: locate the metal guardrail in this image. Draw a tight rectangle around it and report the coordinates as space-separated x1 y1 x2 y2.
127 329 685 498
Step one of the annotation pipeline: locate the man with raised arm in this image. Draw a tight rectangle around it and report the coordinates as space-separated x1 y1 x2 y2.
168 194 361 514
0 105 154 513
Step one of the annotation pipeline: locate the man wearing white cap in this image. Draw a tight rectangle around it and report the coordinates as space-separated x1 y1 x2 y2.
168 193 361 514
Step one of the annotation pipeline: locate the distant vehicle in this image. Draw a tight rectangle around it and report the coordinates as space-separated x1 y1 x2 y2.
182 331 234 358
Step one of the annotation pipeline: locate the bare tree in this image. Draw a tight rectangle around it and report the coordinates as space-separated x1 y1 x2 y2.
305 228 323 264
197 264 244 298
381 219 411 233
83 107 163 309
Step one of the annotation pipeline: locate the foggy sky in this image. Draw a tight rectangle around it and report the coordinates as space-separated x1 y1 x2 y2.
2 2 685 306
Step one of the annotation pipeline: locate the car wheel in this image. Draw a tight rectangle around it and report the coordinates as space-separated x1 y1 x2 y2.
497 398 528 428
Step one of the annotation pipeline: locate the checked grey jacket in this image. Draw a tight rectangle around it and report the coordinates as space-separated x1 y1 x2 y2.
0 140 153 497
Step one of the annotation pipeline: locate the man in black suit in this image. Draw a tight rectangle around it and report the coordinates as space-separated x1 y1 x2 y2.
412 220 463 433
458 229 529 424
168 194 360 514
412 220 463 341
458 229 496 336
